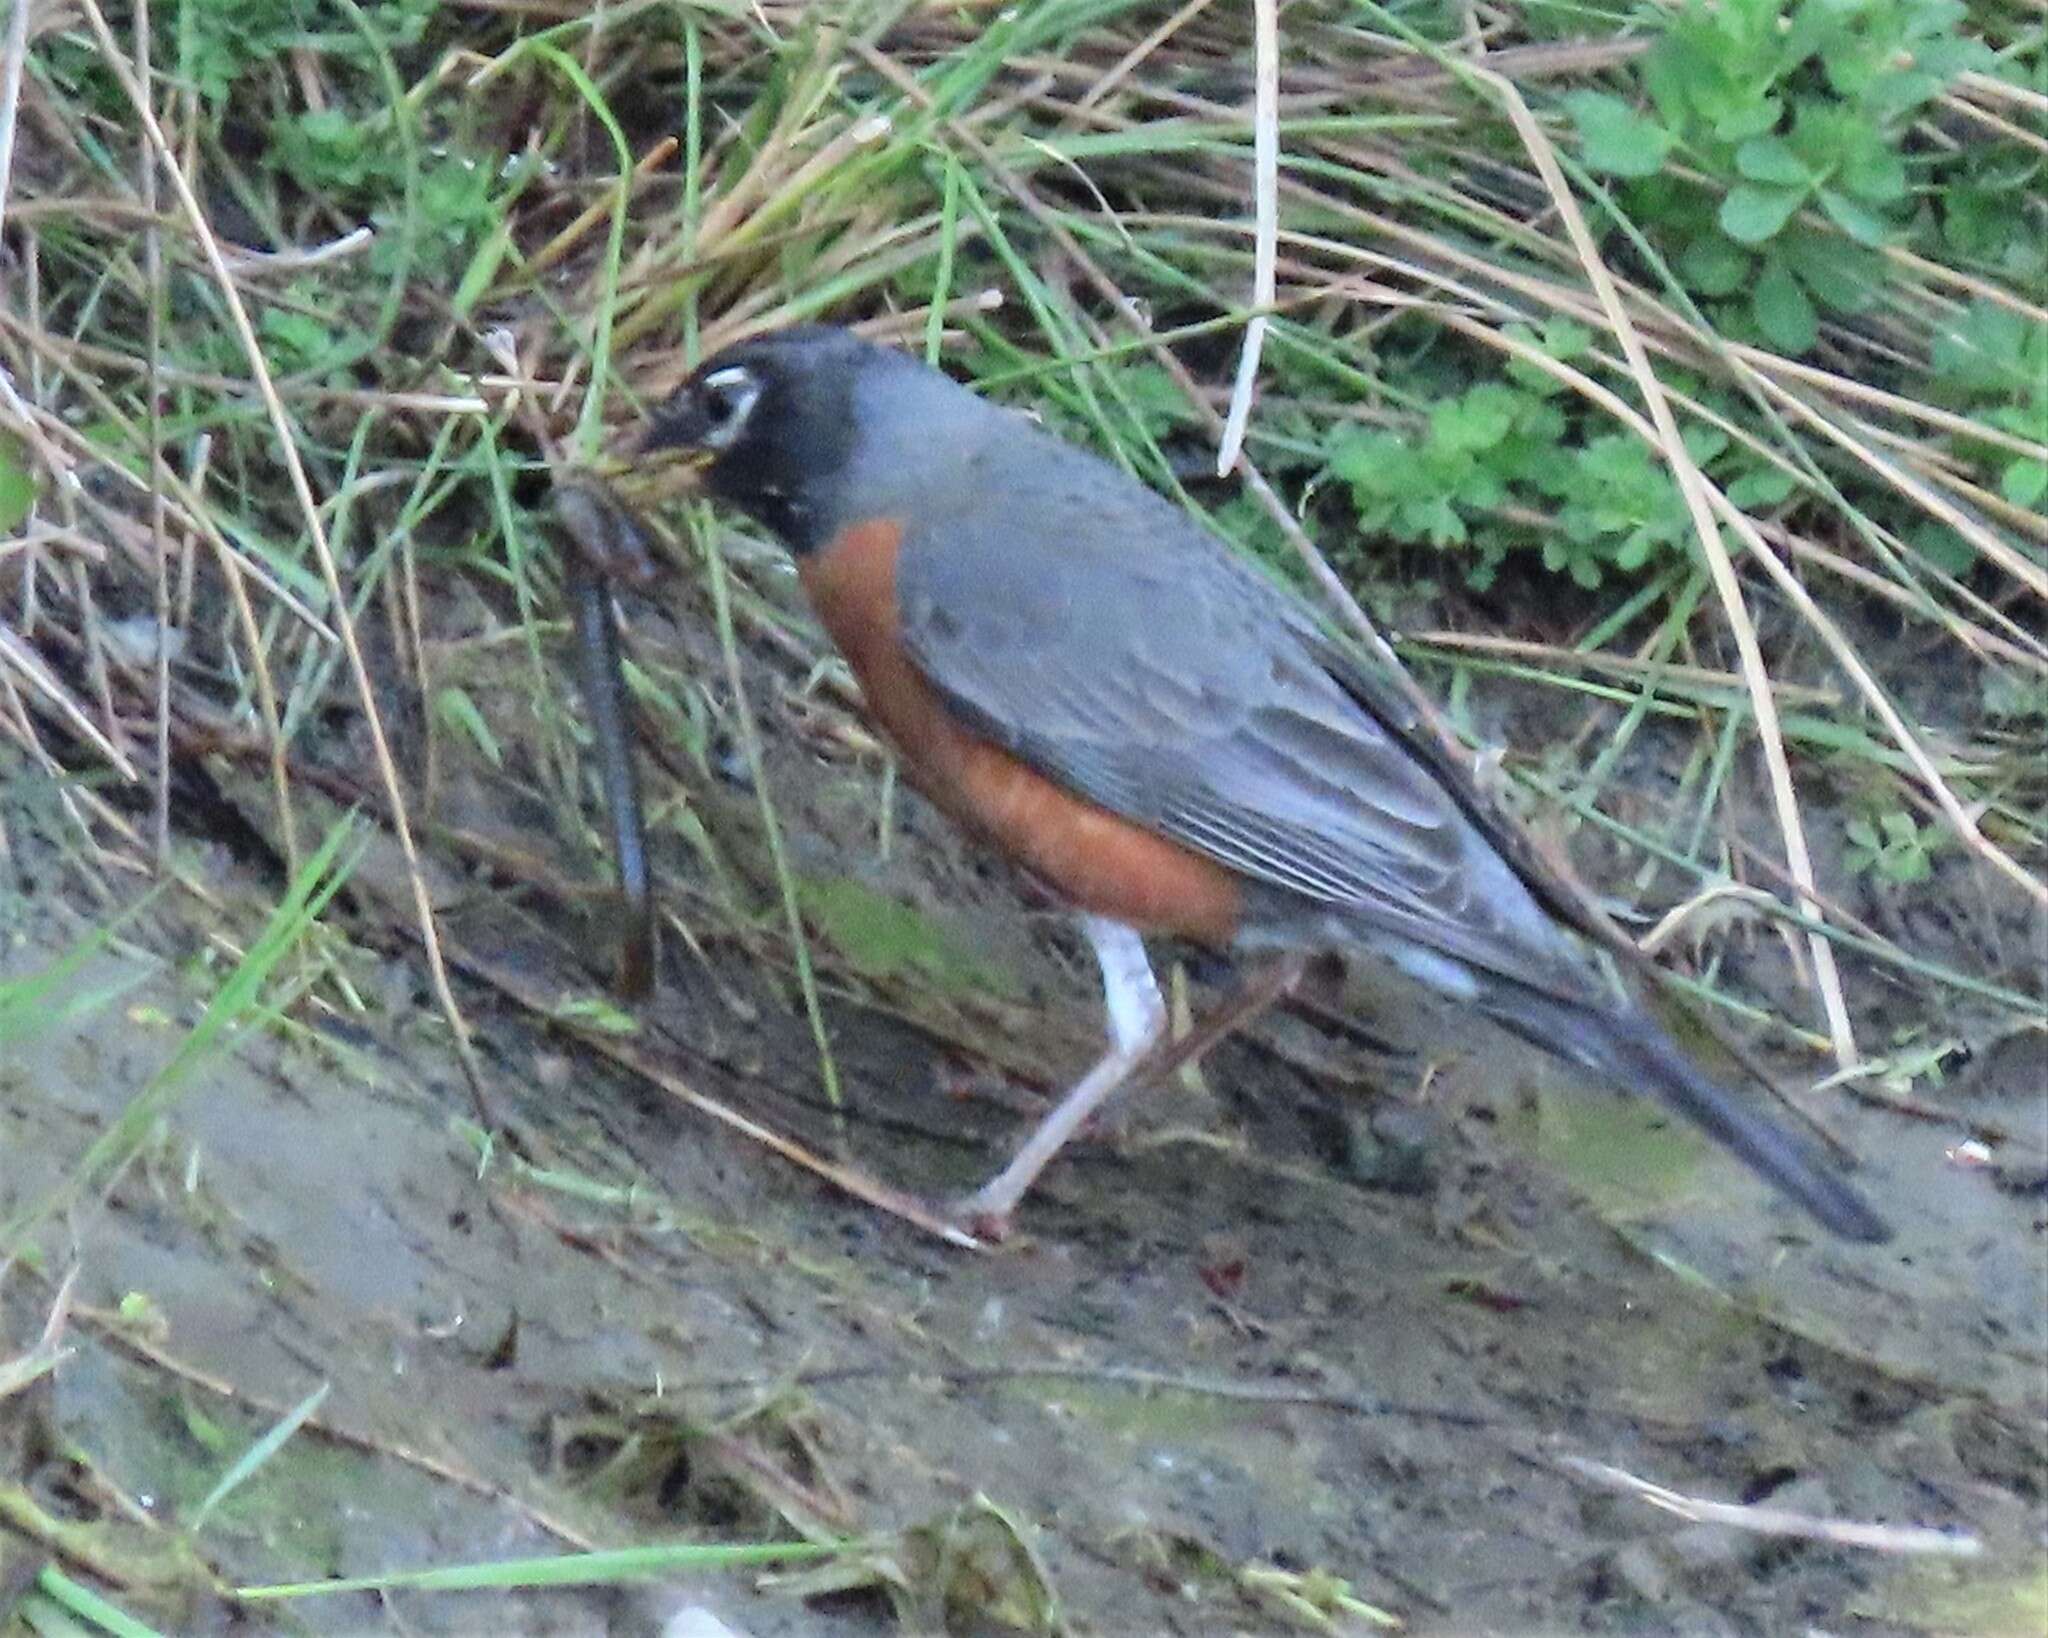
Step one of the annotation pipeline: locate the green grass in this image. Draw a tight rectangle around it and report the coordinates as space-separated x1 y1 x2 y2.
3 0 2044 1626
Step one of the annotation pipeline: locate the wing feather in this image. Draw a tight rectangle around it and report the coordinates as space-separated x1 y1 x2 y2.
891 463 1595 1004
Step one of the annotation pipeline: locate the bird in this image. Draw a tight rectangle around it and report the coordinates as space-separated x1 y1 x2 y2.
638 324 1889 1245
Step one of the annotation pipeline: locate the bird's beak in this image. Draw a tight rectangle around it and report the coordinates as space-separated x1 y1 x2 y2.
636 395 716 462
579 400 715 518
620 396 717 499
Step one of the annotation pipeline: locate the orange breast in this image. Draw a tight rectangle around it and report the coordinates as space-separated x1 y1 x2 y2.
798 518 1242 946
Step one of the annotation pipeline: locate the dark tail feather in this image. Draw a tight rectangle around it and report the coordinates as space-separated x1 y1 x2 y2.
1484 990 1892 1243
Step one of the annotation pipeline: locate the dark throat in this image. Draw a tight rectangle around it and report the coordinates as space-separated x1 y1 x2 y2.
708 388 856 555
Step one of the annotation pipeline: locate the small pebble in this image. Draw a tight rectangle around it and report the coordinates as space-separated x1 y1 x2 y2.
662 1607 750 1638
1345 1104 1439 1195
1666 1521 1745 1572
1610 1541 1672 1602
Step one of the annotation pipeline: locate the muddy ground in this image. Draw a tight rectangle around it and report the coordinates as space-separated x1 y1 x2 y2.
2 535 2043 1636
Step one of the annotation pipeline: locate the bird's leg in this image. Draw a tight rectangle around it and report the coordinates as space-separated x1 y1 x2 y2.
1080 948 1317 1146
952 915 1166 1233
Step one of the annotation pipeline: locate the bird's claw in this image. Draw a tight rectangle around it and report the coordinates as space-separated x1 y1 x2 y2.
942 1190 1018 1245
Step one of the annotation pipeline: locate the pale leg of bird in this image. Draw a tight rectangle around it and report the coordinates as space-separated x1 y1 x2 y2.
953 915 1166 1228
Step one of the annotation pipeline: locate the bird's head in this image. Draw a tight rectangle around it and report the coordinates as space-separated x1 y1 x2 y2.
639 325 872 553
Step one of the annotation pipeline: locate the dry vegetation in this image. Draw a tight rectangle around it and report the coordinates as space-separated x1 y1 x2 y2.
1 1 2043 1633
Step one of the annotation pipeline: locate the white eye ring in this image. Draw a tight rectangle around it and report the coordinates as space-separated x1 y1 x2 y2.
697 365 761 450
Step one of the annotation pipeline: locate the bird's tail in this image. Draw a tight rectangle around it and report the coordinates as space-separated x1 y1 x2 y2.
1481 986 1891 1243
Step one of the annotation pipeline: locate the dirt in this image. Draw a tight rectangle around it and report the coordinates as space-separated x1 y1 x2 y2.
2 540 2043 1637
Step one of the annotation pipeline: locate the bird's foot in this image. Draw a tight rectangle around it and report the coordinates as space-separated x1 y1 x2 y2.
944 1192 1018 1245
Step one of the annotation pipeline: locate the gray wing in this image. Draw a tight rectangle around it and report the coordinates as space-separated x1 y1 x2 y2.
893 453 1597 1005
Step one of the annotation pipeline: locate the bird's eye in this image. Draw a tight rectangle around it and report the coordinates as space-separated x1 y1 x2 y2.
697 366 761 449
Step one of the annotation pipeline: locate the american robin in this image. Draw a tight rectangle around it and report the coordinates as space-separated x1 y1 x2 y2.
640 325 1889 1244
